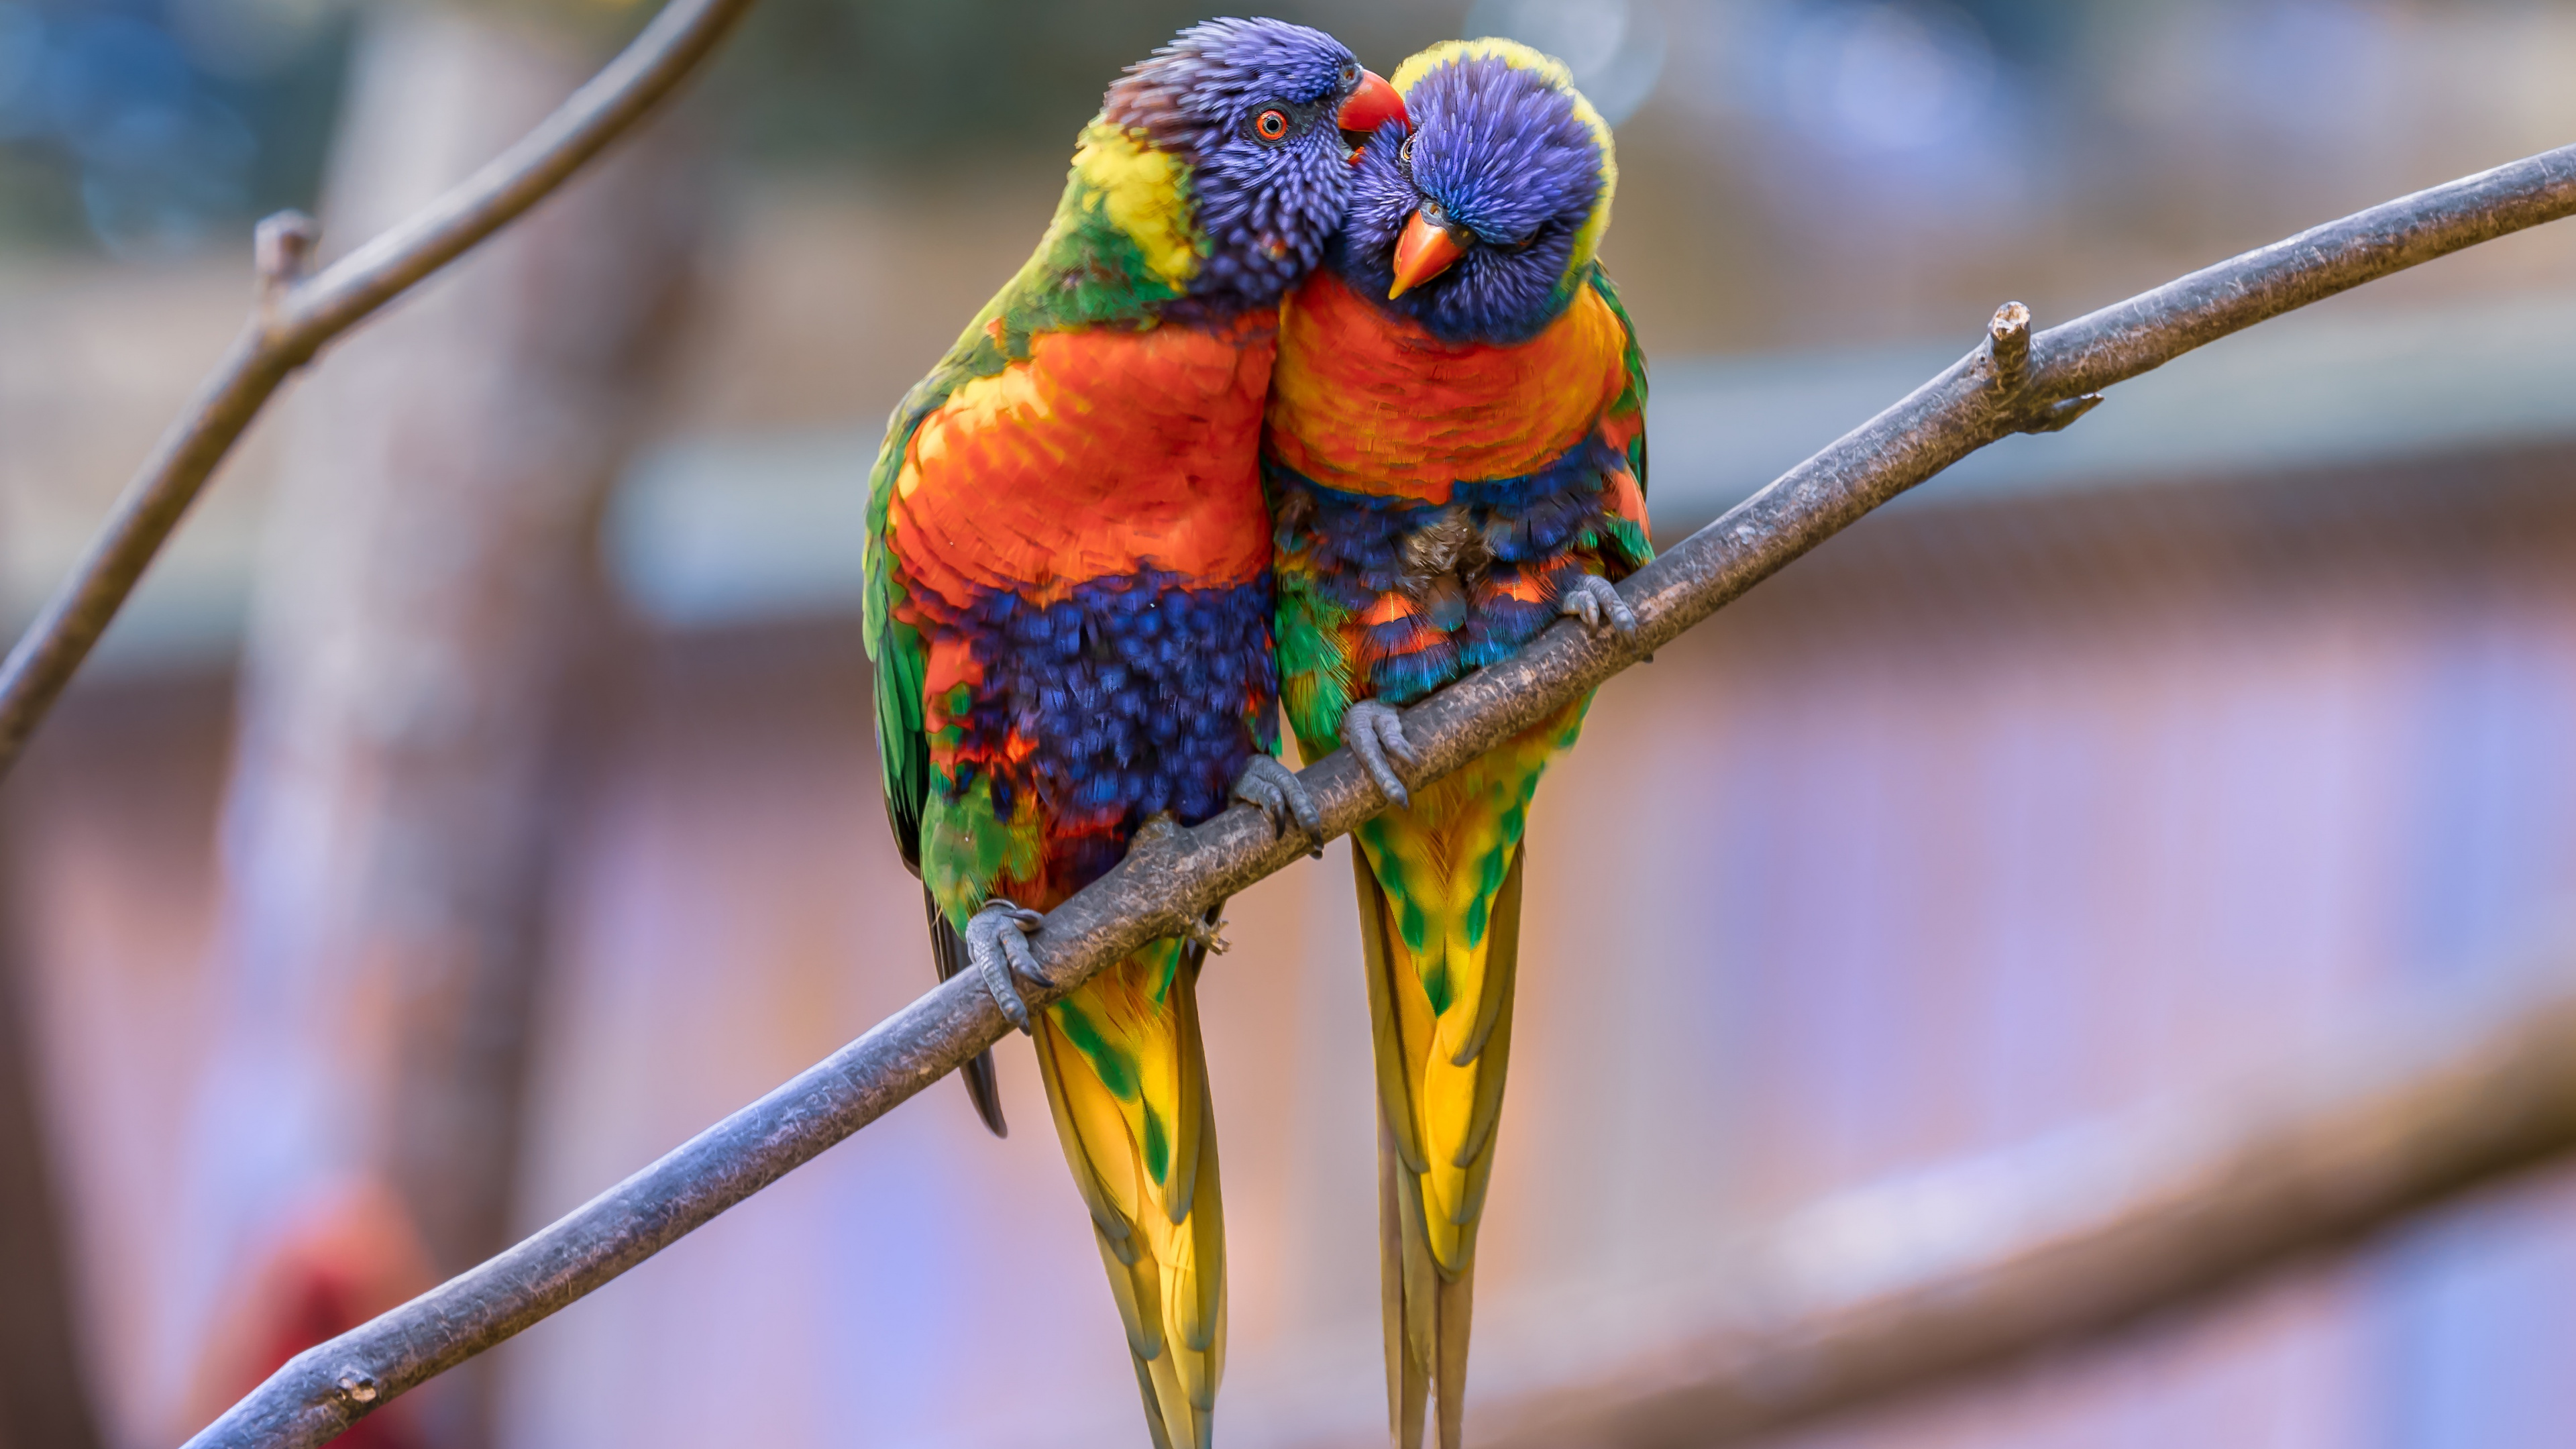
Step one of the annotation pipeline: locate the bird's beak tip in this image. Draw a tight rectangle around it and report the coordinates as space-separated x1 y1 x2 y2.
1387 211 1464 300
1336 69 1407 138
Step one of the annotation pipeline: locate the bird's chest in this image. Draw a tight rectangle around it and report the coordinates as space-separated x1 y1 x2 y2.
1265 270 1623 503
892 323 1277 607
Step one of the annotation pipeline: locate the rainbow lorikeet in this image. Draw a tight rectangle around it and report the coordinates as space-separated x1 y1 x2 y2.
863 19 1402 1448
1260 40 1648 1449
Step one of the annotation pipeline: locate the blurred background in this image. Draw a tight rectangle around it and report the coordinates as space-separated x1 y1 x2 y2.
7 0 2576 1446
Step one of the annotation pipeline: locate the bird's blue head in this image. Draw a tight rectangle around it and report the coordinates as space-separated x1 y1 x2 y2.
1332 39 1617 345
1100 17 1405 315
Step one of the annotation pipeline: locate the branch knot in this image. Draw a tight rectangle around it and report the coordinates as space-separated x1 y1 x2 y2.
1987 301 2031 392
255 211 321 331
1982 299 2103 436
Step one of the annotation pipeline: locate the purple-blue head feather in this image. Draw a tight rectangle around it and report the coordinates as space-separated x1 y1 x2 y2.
1106 17 1370 313
1333 44 1613 344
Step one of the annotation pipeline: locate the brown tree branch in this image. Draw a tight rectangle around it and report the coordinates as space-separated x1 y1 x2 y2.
182 144 2576 1449
0 0 758 783
1451 964 2576 1449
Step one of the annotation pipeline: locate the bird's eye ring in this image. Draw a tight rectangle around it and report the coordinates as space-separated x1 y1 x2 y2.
1254 108 1290 141
1340 62 1359 87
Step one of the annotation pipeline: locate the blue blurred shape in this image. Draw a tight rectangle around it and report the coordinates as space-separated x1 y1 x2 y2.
167 0 336 82
0 4 44 138
0 3 258 254
1460 0 1666 127
1780 0 1999 156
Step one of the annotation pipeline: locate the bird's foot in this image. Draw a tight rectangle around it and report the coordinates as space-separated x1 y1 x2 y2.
1232 755 1323 855
1558 573 1638 637
1339 699 1419 808
966 899 1048 1035
1182 912 1231 956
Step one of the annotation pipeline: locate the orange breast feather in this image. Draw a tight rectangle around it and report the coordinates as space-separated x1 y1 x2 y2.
890 318 1278 606
1265 269 1629 503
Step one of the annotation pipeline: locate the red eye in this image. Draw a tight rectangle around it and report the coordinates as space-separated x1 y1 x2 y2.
1254 108 1289 140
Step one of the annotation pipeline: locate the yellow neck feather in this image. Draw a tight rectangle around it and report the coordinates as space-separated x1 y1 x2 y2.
1063 119 1202 294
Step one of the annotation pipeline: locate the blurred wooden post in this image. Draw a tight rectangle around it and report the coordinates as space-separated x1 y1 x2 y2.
172 4 702 1444
0 829 104 1449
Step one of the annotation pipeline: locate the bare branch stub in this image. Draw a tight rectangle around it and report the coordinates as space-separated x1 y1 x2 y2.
1986 299 2031 392
180 142 2576 1449
0 0 759 785
1982 299 2103 434
254 211 320 300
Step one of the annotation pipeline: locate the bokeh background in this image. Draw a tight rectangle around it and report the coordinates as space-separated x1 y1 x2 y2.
9 1 2576 1446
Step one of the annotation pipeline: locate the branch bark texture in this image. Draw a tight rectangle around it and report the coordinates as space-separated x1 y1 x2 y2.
178 141 2576 1449
0 0 756 783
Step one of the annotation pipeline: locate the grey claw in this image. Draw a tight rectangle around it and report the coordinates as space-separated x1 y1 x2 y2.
1232 755 1323 843
1183 914 1231 955
967 900 1047 1035
1340 700 1417 809
1560 574 1637 638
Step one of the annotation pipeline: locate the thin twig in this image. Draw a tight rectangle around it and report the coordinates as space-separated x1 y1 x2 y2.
0 0 759 782
182 144 2576 1449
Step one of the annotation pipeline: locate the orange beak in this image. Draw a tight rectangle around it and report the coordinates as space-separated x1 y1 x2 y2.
1387 211 1466 299
1336 68 1407 146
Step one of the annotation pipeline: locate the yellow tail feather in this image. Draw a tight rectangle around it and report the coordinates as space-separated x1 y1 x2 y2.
1357 842 1525 1449
1033 933 1227 1449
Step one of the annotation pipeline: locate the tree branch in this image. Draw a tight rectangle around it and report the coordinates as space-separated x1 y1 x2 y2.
0 0 759 782
183 144 2576 1449
1452 964 2576 1449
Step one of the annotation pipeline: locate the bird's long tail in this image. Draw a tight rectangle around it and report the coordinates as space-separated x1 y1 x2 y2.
1355 821 1526 1449
1031 920 1228 1449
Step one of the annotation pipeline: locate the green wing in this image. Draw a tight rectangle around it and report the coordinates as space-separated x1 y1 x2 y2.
1587 260 1648 500
859 254 1048 871
863 378 941 875
861 268 1032 1137
1584 261 1652 574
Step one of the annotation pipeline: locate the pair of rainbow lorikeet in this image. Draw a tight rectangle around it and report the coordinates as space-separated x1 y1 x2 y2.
862 18 1650 1449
